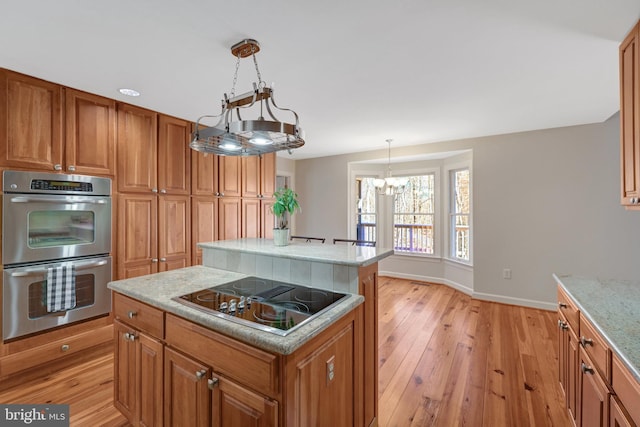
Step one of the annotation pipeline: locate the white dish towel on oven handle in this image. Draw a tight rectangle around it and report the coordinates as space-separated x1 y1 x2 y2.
47 265 77 312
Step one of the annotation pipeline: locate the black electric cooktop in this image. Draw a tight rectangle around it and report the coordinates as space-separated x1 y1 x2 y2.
172 276 348 336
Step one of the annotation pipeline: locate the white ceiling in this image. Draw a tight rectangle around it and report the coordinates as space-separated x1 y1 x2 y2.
2 0 639 160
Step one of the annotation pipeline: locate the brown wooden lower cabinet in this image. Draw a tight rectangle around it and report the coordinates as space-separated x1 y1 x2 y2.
578 347 609 427
113 292 364 426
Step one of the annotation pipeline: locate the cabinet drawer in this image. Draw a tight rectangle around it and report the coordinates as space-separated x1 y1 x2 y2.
113 293 164 339
579 316 610 381
165 314 279 397
558 286 579 333
612 353 640 426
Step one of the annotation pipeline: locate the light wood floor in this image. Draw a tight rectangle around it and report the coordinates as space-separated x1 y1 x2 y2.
0 277 570 426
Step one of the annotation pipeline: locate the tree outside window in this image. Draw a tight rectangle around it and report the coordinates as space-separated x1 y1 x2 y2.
356 177 377 242
393 174 435 254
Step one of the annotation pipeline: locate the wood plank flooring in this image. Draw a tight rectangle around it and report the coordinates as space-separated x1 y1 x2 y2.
0 276 570 426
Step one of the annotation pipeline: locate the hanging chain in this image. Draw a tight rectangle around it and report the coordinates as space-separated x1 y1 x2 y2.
252 44 265 88
230 54 241 97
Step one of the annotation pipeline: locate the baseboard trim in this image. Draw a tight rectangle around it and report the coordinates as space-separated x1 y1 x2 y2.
379 271 473 296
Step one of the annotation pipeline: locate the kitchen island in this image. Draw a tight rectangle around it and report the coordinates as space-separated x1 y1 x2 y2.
554 274 640 426
109 239 392 427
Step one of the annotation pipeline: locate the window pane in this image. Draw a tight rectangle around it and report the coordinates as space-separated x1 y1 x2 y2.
356 177 377 242
451 168 470 261
393 174 435 254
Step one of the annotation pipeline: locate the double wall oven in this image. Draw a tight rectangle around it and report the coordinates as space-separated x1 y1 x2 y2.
2 170 112 341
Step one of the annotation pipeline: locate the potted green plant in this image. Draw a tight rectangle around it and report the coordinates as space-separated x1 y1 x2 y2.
271 187 300 246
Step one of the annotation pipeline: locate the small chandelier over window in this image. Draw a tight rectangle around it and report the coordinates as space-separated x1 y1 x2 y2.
374 139 407 196
191 39 304 156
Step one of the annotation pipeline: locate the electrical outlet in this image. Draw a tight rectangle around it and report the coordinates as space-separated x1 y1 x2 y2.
503 268 512 279
326 356 335 385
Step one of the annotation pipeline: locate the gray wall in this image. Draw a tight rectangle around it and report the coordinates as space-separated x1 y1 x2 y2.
290 113 640 308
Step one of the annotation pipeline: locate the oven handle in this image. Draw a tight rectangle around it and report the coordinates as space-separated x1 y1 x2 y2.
9 259 109 277
9 196 109 204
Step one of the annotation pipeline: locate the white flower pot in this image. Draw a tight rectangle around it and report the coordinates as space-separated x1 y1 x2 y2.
273 229 290 246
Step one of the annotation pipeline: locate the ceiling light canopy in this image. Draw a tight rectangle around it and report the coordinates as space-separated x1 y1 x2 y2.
191 39 304 156
374 139 408 196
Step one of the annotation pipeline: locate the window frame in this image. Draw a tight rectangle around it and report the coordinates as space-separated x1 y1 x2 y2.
447 166 472 265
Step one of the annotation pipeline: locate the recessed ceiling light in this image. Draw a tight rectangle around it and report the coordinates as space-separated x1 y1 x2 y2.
119 88 140 97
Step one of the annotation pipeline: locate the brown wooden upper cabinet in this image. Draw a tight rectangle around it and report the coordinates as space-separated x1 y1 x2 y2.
0 69 116 175
218 156 241 197
241 153 276 198
620 21 640 210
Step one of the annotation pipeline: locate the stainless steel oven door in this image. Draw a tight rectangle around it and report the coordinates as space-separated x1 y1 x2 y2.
2 194 111 265
2 256 112 341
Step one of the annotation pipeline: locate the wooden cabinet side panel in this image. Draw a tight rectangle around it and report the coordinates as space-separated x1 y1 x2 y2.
164 347 211 427
65 88 116 175
0 69 63 170
620 23 640 204
158 115 191 195
358 263 378 426
117 103 158 193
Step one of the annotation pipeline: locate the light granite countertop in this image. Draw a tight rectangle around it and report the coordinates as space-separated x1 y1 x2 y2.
198 238 393 267
553 274 640 382
108 265 364 355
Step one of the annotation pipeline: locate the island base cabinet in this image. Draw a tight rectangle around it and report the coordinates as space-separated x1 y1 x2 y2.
164 347 211 427
114 320 163 427
212 376 278 427
578 347 609 427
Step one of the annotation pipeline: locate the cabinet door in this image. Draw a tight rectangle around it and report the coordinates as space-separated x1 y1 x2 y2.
219 197 241 241
65 88 116 175
192 197 217 264
114 320 137 422
579 347 609 427
138 333 164 427
241 198 261 238
0 69 63 170
158 115 191 195
158 195 191 272
359 263 378 426
241 156 261 197
211 375 278 427
219 156 241 197
260 153 276 198
192 150 219 196
567 325 579 424
117 103 158 193
620 23 640 207
261 200 275 239
164 347 211 427
117 194 158 279
610 395 634 427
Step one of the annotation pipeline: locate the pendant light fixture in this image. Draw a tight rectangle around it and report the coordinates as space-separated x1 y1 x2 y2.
374 139 408 196
191 39 305 156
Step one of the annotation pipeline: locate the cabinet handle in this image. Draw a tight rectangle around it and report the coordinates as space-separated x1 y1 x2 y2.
54 164 62 171
160 189 167 194
558 302 568 309
580 336 594 347
127 311 137 319
208 377 219 389
61 344 70 352
160 258 167 262
581 362 595 375
68 165 76 172
195 370 207 381
123 332 137 342
558 320 568 330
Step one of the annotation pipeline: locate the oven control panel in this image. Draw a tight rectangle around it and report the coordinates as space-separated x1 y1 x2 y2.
30 179 93 192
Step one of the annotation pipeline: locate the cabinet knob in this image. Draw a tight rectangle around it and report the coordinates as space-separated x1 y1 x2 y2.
152 188 158 193
160 189 167 194
215 192 220 196
208 377 219 390
61 344 70 352
54 164 62 171
581 362 595 375
68 165 76 172
123 332 137 341
558 302 568 309
195 370 207 380
152 258 159 263
127 311 137 319
160 258 167 262
580 336 594 347
220 192 224 197
558 320 568 331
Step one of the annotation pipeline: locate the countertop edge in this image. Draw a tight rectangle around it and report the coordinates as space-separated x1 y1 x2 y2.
554 274 640 383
